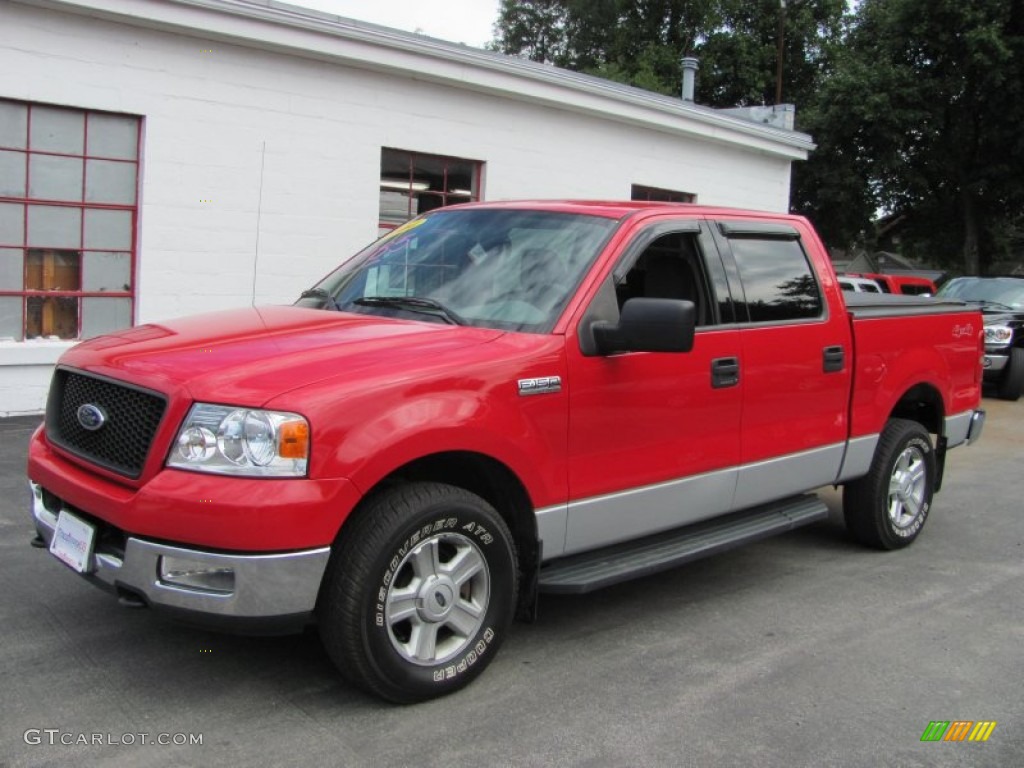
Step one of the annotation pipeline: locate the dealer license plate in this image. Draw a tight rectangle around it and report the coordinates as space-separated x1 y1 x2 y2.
49 510 96 574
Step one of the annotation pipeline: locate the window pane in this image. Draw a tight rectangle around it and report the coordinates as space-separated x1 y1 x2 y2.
83 251 131 292
83 209 132 250
0 296 23 341
0 150 26 196
27 205 81 248
86 113 138 160
26 249 81 291
0 248 23 289
85 159 136 204
0 203 25 245
29 106 84 154
29 154 84 202
81 297 131 338
0 101 28 150
27 296 78 339
731 238 822 322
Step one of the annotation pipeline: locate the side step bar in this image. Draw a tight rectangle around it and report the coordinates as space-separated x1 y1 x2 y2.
538 494 829 594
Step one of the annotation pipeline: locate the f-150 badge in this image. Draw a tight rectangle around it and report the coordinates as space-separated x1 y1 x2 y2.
518 377 562 396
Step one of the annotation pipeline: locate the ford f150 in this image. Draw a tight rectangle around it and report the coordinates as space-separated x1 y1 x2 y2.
27 201 986 702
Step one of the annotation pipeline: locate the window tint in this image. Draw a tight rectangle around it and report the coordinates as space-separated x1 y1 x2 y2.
730 237 822 322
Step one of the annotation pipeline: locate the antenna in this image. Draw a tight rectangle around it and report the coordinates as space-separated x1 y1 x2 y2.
251 140 266 307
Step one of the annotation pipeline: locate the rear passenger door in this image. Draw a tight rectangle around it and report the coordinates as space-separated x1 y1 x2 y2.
711 218 852 509
563 218 742 554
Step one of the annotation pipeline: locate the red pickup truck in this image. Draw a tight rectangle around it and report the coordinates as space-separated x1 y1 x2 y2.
27 201 985 702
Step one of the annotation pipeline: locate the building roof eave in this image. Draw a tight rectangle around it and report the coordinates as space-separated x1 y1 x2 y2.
17 0 816 159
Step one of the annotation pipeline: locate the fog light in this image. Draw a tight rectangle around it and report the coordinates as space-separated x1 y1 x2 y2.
159 556 235 594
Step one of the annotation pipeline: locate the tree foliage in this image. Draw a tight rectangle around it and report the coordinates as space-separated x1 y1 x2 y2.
493 0 1024 273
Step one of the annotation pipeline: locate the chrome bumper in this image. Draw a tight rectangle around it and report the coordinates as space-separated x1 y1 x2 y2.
983 351 1008 372
966 409 985 445
30 481 330 627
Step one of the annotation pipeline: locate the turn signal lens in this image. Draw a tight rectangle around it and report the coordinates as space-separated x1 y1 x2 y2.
279 420 309 459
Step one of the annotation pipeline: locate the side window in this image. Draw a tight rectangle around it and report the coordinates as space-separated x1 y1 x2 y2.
614 232 719 326
729 237 822 322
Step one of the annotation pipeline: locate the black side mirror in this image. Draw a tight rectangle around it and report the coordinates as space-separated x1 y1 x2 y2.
592 298 696 355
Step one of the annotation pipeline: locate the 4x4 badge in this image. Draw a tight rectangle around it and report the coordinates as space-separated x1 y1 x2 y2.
76 404 107 431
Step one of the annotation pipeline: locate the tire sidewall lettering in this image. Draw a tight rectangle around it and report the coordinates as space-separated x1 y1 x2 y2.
369 506 513 688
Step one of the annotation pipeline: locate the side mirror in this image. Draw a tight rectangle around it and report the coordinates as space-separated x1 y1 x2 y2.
592 298 695 355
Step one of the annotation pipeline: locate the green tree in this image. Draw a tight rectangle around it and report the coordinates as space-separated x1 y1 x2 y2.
835 0 1024 273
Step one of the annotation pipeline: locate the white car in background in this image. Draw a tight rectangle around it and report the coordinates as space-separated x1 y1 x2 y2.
838 276 883 293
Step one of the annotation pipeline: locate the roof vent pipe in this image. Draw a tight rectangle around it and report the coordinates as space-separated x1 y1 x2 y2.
681 57 699 103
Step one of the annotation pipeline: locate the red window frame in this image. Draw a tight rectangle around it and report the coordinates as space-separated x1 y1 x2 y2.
379 148 483 233
0 99 140 341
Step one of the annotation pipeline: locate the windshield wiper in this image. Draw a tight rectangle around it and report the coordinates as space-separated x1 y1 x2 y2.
299 288 342 311
353 296 466 326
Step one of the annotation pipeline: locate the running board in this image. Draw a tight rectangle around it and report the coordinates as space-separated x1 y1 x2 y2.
538 495 829 594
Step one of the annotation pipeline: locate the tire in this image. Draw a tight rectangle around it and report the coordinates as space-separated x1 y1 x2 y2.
996 347 1024 401
318 482 518 703
843 418 936 550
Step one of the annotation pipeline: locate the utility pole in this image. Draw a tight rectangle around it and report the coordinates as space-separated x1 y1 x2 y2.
775 0 786 104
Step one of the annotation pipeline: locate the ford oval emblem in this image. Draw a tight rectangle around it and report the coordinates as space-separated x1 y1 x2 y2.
77 404 107 432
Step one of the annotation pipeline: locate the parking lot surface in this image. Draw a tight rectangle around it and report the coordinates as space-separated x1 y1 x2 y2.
1 399 1021 767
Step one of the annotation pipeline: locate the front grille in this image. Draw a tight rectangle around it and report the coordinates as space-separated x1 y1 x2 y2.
47 368 167 479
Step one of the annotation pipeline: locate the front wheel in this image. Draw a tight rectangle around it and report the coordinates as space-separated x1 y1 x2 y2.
843 419 936 550
318 482 518 703
997 347 1024 401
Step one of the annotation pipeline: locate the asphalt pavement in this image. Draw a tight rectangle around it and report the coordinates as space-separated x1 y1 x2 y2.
0 399 1021 767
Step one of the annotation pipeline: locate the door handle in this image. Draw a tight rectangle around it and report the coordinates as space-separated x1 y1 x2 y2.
712 357 739 388
823 345 845 373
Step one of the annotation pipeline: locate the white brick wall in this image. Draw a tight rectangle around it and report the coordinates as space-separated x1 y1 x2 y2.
0 0 808 414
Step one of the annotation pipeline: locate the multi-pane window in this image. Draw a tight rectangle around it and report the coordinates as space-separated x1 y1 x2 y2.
0 99 139 341
379 148 482 234
631 184 696 204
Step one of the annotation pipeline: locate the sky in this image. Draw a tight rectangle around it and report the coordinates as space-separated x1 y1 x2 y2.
285 0 503 48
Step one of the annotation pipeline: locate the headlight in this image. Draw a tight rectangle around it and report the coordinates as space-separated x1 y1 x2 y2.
168 404 309 477
984 326 1013 346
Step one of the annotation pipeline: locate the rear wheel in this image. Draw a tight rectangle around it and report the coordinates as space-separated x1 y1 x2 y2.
997 347 1024 401
843 419 936 550
318 482 517 703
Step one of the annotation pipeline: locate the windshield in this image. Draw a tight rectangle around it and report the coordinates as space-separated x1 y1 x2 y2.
295 209 618 332
936 277 1024 310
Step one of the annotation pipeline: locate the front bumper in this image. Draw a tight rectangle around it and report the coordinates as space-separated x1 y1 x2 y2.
983 349 1009 374
31 481 330 633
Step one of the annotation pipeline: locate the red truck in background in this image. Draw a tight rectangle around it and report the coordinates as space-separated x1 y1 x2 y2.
842 271 937 296
27 201 985 703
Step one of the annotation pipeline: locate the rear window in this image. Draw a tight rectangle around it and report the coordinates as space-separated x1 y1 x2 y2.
731 238 823 322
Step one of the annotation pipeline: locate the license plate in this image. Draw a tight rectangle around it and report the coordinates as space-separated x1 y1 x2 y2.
49 510 96 574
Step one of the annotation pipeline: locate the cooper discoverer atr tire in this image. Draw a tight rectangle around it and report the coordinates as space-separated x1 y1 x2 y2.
843 418 936 550
317 482 518 703
996 347 1024 401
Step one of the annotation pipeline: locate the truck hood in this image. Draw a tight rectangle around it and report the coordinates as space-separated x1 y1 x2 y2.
61 306 504 406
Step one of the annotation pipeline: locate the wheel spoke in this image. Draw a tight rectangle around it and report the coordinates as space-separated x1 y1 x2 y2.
445 600 483 637
442 545 485 587
902 493 922 518
906 459 926 490
409 538 441 580
884 475 901 499
409 620 440 661
386 586 419 624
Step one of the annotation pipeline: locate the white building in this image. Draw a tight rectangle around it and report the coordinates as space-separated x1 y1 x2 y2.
0 0 814 415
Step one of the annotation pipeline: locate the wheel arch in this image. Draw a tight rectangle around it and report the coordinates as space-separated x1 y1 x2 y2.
343 450 541 618
888 382 949 490
889 382 945 436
